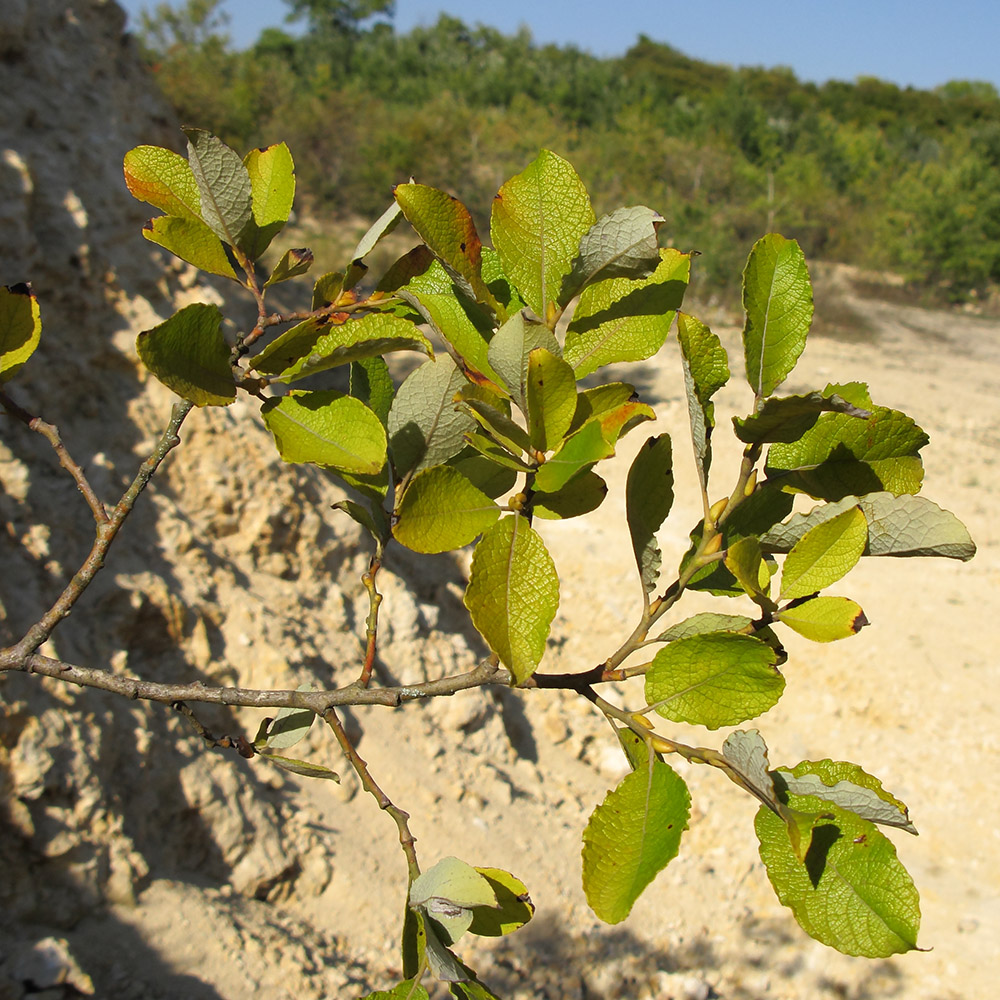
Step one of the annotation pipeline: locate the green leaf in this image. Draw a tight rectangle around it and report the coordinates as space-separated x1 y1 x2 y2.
350 356 394 428
182 128 253 247
351 197 403 267
248 317 324 375
464 515 559 683
387 355 474 476
560 205 665 304
312 270 345 310
776 596 868 642
461 431 534 472
761 492 976 561
135 303 235 406
394 183 497 311
393 466 499 554
526 348 577 452
656 612 753 643
755 797 920 956
240 142 295 259
410 857 497 912
123 144 202 222
261 390 386 473
448 451 518 500
359 979 430 1000
564 249 689 378
775 759 917 835
742 234 813 397
487 310 560 409
626 434 674 594
460 397 531 456
491 149 595 320
779 506 868 600
533 471 607 520
141 216 238 280
581 758 690 924
332 498 389 544
645 633 784 729
724 535 774 609
0 283 41 382
766 385 928 500
257 752 340 781
733 391 871 444
481 246 525 315
676 312 729 490
533 419 614 493
467 868 534 937
277 314 432 383
264 247 313 288
568 382 638 433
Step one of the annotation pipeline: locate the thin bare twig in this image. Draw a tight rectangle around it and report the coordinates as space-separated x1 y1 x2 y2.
173 700 256 757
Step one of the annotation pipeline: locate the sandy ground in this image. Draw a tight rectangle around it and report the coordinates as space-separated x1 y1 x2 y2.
95 270 999 1000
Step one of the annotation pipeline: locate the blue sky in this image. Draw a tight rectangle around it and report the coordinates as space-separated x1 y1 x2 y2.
118 0 1000 92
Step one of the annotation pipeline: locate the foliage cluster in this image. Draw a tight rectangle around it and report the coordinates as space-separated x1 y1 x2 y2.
0 122 975 997
135 0 1000 302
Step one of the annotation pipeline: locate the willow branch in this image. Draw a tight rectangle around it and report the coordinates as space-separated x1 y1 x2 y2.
9 399 193 658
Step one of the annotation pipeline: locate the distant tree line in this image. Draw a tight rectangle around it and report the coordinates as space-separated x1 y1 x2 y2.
136 0 1000 302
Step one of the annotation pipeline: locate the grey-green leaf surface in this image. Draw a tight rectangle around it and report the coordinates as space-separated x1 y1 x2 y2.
351 198 403 266
388 355 473 476
581 759 690 923
756 794 920 956
722 729 777 804
135 303 235 406
775 759 916 834
676 312 729 489
487 311 560 409
410 857 498 911
766 384 928 500
626 435 674 594
464 515 559 683
560 205 665 304
742 234 813 397
645 632 783 729
761 492 976 561
264 689 315 750
656 612 753 643
261 390 386 473
182 129 253 247
392 466 499 554
564 249 689 378
490 149 595 319
733 391 871 444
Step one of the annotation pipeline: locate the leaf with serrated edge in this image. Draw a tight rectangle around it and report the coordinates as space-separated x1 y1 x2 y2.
626 435 674 594
779 506 867 601
491 149 595 319
734 392 871 444
240 142 294 259
533 471 607 520
0 284 41 382
393 466 499 554
560 205 664 304
136 303 235 406
183 129 252 247
776 596 868 642
388 355 473 476
775 759 917 835
533 419 614 493
565 249 689 378
123 145 202 222
467 868 534 937
742 234 813 397
582 757 690 923
645 632 783 729
761 492 976 561
141 216 238 280
262 391 386 472
464 515 558 682
657 613 753 643
279 313 432 383
395 183 497 311
526 348 577 452
755 799 920 956
676 312 728 490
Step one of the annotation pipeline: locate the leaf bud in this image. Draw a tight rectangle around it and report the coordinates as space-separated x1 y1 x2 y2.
703 533 723 556
650 736 675 754
744 470 758 496
630 712 654 730
708 497 728 523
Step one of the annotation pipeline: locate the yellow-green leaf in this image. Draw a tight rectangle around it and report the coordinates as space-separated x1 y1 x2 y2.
136 302 235 406
141 216 238 280
779 506 867 600
240 142 295 259
0 283 41 382
123 145 202 222
626 434 674 594
526 348 577 452
776 596 868 642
